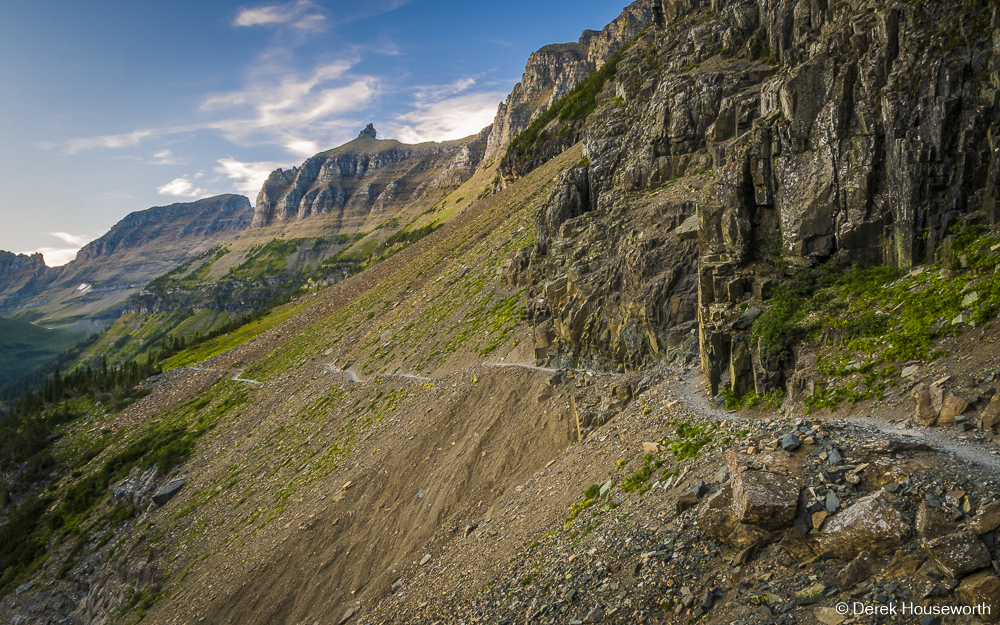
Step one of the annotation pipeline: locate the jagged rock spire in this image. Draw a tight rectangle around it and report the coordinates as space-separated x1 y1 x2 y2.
358 123 377 139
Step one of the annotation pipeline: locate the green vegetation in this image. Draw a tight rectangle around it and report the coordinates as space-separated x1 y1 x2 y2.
504 43 629 165
746 225 1000 413
225 238 303 281
666 421 715 461
622 453 664 493
0 382 247 593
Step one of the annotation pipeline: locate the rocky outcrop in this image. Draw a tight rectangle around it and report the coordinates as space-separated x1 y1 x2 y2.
481 0 653 166
513 0 1000 393
252 127 488 228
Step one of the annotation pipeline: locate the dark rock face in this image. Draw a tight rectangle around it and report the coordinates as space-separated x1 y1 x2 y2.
507 0 1000 385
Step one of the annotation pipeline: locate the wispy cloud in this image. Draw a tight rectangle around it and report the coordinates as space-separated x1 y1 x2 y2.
215 157 290 201
388 79 503 143
19 232 96 267
157 177 209 198
62 130 153 155
199 60 378 151
149 149 185 165
233 0 326 31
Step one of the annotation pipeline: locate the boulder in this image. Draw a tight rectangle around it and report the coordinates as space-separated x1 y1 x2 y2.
924 532 991 578
697 482 734 540
911 383 939 426
727 453 802 530
956 570 1000 623
151 477 186 506
817 491 910 559
936 393 971 426
112 467 161 508
982 390 1000 432
970 501 1000 535
915 504 958 539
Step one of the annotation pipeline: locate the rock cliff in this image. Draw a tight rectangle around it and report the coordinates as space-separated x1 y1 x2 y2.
512 0 1000 394
481 0 654 166
252 126 489 228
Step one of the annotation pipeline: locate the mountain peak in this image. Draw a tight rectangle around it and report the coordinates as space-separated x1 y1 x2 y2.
358 123 377 139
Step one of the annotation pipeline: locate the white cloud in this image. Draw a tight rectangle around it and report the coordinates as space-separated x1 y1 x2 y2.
233 0 410 31
198 61 378 153
390 90 504 143
285 139 321 157
234 0 324 30
149 149 184 165
49 232 93 247
157 177 209 198
63 130 153 155
215 157 289 201
19 232 96 267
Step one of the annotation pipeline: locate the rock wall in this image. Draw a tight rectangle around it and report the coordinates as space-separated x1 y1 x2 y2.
481 0 654 166
513 0 1000 389
252 127 488 228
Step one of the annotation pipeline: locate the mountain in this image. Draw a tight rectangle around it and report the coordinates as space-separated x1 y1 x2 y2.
4 1 1000 624
253 124 490 229
0 195 253 330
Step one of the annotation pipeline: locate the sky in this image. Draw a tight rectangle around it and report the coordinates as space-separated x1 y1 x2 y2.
0 0 628 266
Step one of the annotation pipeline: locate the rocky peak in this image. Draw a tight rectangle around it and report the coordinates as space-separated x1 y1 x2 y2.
358 123 377 139
481 0 653 165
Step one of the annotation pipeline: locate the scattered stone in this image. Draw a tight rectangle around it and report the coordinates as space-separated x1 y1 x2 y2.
15 582 33 596
814 606 846 625
825 491 840 513
836 551 878 590
420 554 432 566
826 449 844 465
811 511 827 530
337 607 355 625
902 364 921 378
912 383 938 426
924 532 991 578
697 482 735 540
676 492 700 514
970 501 1000 535
937 393 971 426
962 291 980 306
955 570 1000 623
781 433 800 451
151 477 186 505
464 523 478 537
795 582 827 605
693 481 709 497
583 605 605 623
642 442 661 453
884 549 927 578
983 390 1000 432
728 453 802 530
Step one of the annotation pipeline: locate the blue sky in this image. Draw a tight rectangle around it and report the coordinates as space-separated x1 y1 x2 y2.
0 0 627 265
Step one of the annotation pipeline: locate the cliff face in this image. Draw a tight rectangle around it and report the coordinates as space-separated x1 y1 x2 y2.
252 126 489 229
512 0 1000 390
480 0 653 165
76 194 252 262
